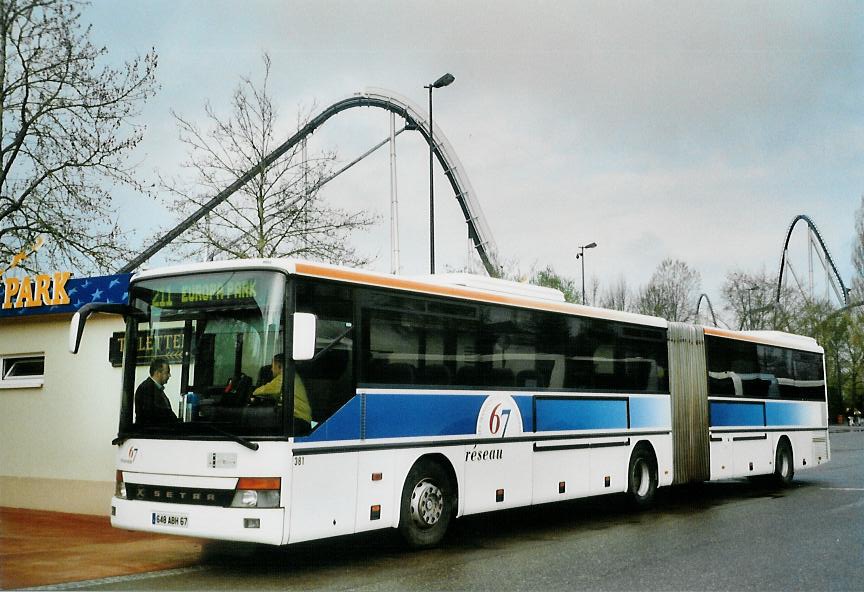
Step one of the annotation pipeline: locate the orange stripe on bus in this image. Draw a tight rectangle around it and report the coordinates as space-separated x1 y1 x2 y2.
293 262 649 325
702 326 815 349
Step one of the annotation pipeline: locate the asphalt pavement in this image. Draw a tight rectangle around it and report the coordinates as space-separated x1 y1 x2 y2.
4 427 863 591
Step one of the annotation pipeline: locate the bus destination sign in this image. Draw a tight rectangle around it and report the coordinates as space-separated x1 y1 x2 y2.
149 279 257 309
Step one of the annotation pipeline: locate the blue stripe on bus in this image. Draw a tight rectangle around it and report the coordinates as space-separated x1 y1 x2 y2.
514 396 534 431
630 397 672 429
709 400 824 429
536 398 628 431
297 396 363 442
765 401 822 426
298 392 668 443
364 394 486 438
710 401 765 427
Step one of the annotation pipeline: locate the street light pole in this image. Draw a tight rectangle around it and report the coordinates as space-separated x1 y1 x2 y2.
425 73 455 274
575 242 597 305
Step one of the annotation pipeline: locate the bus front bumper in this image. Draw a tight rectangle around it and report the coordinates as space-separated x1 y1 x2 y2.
111 497 285 545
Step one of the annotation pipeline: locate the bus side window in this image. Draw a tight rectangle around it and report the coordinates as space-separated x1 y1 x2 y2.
295 280 355 427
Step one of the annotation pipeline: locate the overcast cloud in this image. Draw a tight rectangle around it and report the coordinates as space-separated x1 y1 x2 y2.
85 0 863 305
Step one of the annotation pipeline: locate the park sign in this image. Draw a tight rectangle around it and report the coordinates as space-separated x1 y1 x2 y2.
2 272 72 309
0 273 131 319
0 237 131 318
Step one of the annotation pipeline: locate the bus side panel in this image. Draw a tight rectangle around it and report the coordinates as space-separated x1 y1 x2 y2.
645 434 675 488
782 429 829 472
708 399 827 479
589 441 631 495
532 447 591 504
710 435 734 480
288 451 358 544
811 430 830 466
729 434 772 477
461 441 533 515
354 450 396 533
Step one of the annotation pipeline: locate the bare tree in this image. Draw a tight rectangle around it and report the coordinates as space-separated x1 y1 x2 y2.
159 54 376 264
635 258 701 321
599 276 632 312
0 0 157 272
722 269 781 330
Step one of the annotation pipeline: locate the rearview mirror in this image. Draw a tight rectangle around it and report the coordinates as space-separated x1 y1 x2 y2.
69 302 136 354
292 312 317 361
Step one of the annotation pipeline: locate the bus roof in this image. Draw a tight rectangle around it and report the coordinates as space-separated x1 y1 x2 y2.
132 258 668 328
130 259 824 353
703 327 823 354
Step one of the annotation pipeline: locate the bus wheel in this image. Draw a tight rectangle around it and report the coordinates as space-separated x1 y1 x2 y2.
627 446 658 509
398 460 454 548
773 440 794 486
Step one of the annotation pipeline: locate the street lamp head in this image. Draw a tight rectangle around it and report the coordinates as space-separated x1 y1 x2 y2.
432 73 455 88
585 242 597 249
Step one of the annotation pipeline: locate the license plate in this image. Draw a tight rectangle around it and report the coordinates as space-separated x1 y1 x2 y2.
151 512 188 527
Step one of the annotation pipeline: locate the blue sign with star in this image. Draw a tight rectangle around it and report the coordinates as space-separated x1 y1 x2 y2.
0 273 131 318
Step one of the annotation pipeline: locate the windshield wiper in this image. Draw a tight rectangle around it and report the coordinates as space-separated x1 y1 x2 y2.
114 423 259 451
113 424 174 445
196 423 259 451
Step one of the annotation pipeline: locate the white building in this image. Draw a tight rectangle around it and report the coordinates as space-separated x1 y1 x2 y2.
0 273 129 515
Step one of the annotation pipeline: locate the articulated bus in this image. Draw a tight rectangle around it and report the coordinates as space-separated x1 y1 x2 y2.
70 259 829 547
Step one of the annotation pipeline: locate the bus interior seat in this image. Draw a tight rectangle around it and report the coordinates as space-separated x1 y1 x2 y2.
222 373 253 406
624 360 651 390
489 367 515 387
455 366 479 387
366 358 386 383
423 364 451 386
516 369 539 388
383 362 416 385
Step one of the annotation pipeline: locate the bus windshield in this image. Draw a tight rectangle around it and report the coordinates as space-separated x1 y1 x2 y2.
119 270 286 439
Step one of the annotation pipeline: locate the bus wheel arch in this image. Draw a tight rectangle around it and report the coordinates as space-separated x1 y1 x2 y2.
627 441 658 509
774 436 795 486
397 454 458 548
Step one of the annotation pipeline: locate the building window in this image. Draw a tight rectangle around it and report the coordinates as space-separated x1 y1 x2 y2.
0 354 45 389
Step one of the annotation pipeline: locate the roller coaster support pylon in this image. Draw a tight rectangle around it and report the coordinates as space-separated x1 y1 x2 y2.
775 214 849 306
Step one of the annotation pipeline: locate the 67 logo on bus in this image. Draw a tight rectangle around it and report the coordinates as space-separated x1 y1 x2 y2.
476 394 523 438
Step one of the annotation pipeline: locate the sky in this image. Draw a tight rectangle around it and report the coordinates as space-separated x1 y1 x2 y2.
82 0 864 311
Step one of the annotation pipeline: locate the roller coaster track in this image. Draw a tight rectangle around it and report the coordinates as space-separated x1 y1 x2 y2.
775 214 849 306
695 293 720 327
119 89 500 276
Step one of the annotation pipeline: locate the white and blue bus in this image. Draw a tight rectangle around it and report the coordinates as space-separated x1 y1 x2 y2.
70 259 829 547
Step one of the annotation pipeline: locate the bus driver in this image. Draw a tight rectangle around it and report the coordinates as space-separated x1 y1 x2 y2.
134 358 177 425
253 353 312 435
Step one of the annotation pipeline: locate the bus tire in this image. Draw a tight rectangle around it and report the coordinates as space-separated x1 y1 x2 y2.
773 439 794 486
398 459 454 549
627 445 658 509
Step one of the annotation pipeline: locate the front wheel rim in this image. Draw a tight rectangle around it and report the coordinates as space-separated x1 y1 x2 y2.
410 479 444 528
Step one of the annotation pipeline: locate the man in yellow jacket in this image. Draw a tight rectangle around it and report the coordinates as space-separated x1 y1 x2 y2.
253 353 312 434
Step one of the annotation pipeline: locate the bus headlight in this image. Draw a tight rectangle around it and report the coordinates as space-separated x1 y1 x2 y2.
230 477 281 508
241 490 258 507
